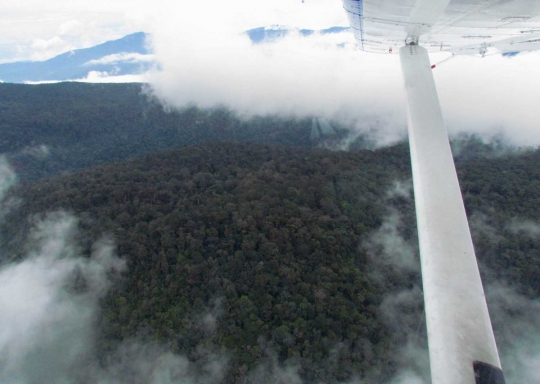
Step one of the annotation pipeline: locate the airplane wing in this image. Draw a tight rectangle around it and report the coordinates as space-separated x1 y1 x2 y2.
340 1 537 383
342 0 540 55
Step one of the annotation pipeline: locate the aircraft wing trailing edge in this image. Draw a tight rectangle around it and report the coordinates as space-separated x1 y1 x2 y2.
342 0 540 55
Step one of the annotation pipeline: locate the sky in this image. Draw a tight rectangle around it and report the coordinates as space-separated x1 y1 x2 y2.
0 0 344 63
1 0 539 146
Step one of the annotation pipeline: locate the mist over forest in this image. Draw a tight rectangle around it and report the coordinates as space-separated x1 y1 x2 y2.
0 83 539 383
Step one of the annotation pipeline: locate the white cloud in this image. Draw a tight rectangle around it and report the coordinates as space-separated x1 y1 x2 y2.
23 72 148 84
146 26 406 137
83 52 155 67
20 144 51 159
0 211 126 383
0 0 148 62
29 36 74 61
141 0 540 146
508 218 540 237
434 51 540 146
80 71 148 83
58 19 84 36
486 284 540 384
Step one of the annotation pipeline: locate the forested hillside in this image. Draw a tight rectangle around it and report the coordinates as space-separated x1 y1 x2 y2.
0 83 349 181
4 141 540 382
0 82 515 183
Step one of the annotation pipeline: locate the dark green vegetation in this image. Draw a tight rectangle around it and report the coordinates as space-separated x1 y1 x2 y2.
0 82 350 181
6 143 412 382
5 138 540 382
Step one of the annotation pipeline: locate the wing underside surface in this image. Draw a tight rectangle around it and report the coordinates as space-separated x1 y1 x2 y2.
343 0 540 55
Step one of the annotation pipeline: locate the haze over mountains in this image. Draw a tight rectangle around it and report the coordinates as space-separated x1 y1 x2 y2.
0 32 153 83
0 27 352 83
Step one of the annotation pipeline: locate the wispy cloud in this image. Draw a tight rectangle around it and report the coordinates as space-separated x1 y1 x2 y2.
507 218 540 237
24 72 148 84
486 284 540 384
83 52 155 66
0 212 125 383
0 159 230 384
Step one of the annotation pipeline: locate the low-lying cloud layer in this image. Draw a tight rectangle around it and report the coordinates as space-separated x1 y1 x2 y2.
0 213 124 384
142 0 540 147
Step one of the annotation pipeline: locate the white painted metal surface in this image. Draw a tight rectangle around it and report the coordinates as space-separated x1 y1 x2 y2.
400 44 502 384
338 2 534 381
342 0 540 55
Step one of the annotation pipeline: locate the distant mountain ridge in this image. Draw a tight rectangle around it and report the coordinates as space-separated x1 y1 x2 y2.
245 26 350 44
0 26 351 83
0 32 153 83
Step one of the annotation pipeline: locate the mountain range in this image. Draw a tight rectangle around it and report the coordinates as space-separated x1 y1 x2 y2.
0 26 352 83
0 32 153 83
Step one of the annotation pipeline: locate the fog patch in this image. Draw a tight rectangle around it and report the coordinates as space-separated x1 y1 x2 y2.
144 0 407 143
469 211 501 243
359 182 429 383
0 210 230 384
0 156 19 220
0 157 230 383
434 51 540 147
507 218 540 238
0 212 125 384
96 343 228 384
20 144 51 159
386 370 426 384
247 358 303 384
364 208 419 273
486 284 540 384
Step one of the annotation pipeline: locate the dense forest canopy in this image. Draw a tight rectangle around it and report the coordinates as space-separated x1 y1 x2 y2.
3 140 540 382
0 82 519 181
1 82 354 181
1 83 539 382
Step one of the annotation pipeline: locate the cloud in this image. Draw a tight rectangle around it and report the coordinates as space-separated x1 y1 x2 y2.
0 158 230 383
58 19 85 36
141 0 540 147
433 51 540 146
83 52 155 66
0 156 17 202
24 72 148 84
146 9 406 128
0 212 125 384
80 71 148 83
29 36 75 61
246 350 303 384
0 0 148 62
364 208 419 273
507 218 540 237
19 144 51 159
0 157 19 221
2 0 540 146
486 284 540 384
94 343 228 384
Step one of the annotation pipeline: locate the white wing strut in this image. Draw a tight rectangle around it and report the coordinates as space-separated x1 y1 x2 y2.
400 44 504 384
